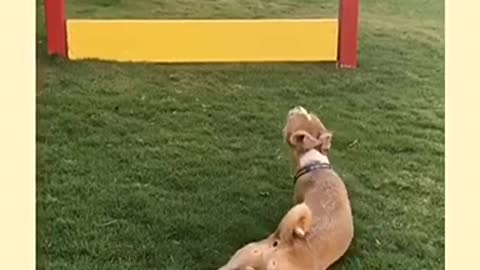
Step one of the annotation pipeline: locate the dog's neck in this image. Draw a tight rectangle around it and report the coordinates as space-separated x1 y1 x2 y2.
298 149 330 167
293 149 331 183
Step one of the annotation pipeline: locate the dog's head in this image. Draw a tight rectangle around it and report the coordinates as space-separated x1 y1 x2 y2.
283 106 333 165
217 204 312 270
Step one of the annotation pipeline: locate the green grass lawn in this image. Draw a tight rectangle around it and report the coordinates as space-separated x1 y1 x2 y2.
36 0 444 269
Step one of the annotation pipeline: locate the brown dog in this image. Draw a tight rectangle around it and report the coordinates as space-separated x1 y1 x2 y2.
281 106 354 269
217 106 353 270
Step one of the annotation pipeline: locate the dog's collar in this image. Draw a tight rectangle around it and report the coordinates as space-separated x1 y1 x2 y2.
294 161 332 184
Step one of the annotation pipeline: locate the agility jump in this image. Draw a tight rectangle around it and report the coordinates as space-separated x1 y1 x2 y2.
44 0 359 68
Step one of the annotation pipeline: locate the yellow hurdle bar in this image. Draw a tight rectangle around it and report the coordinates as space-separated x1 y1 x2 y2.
66 19 338 63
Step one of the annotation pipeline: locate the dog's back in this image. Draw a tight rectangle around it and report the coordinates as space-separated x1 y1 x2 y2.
296 169 354 269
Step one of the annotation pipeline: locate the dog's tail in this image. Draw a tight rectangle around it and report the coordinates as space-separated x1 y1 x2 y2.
277 202 313 243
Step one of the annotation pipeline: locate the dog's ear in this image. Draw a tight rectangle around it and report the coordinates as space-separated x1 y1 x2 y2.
288 130 320 150
318 131 333 154
277 203 312 244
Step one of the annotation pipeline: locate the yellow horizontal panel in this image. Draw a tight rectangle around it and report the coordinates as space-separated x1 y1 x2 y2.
67 19 338 63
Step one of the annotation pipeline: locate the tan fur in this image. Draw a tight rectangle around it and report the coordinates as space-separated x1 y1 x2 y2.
217 106 353 270
281 106 354 270
277 203 312 243
216 204 313 270
283 106 333 170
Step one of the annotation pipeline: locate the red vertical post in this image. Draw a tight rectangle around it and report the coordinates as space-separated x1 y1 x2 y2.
338 0 360 69
44 0 67 58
